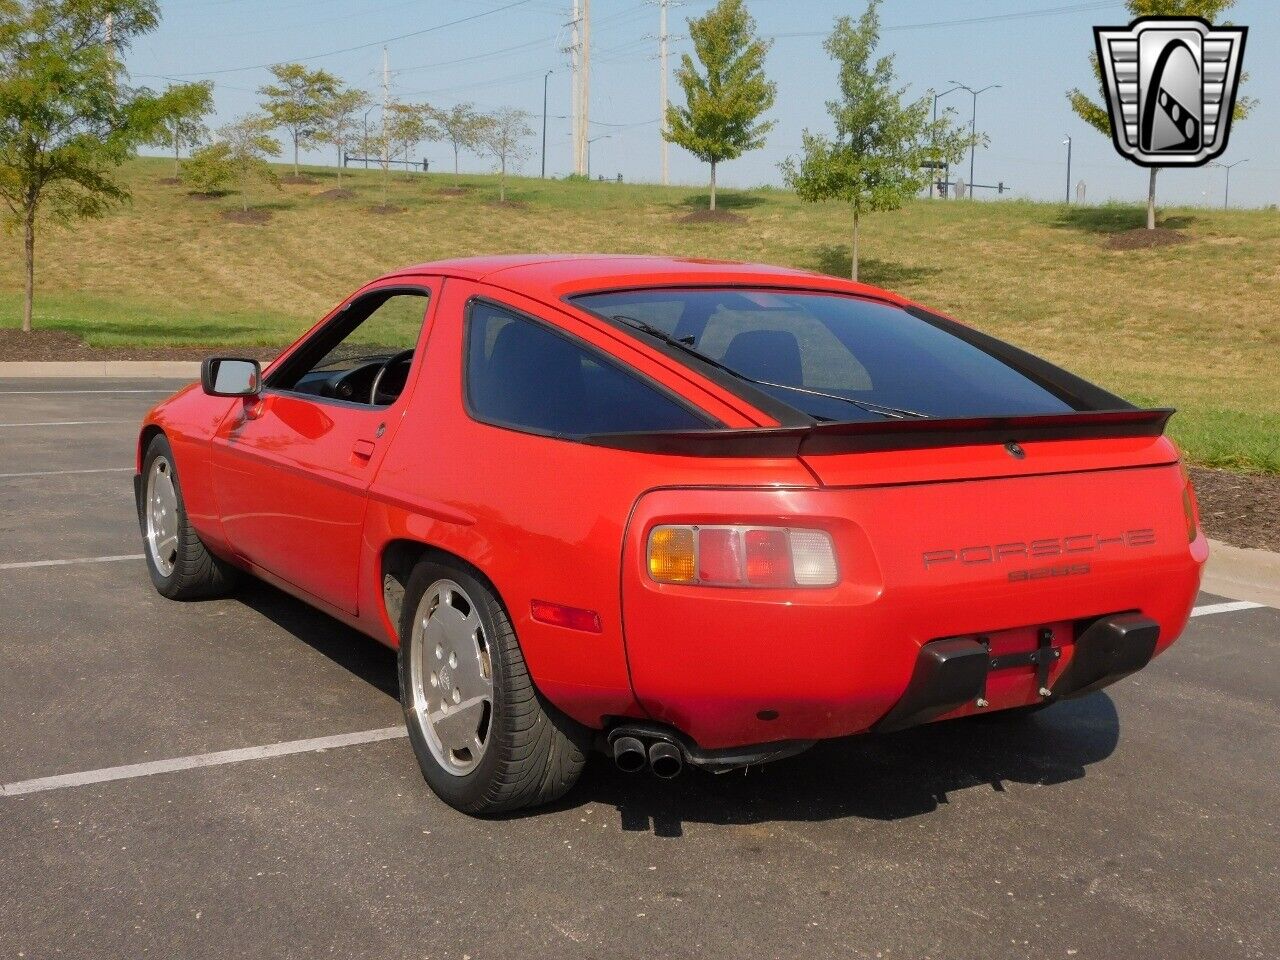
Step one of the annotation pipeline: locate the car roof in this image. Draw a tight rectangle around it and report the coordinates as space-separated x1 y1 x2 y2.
385 254 911 305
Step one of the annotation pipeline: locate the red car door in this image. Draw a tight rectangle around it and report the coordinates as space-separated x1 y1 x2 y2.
210 279 440 614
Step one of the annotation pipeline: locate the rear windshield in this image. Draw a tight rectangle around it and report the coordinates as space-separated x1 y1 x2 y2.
573 289 1074 422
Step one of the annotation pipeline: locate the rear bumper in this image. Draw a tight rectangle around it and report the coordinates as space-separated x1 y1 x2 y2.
618 473 1204 750
873 612 1159 733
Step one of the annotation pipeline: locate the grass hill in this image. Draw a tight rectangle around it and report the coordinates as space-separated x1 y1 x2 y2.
1 156 1276 472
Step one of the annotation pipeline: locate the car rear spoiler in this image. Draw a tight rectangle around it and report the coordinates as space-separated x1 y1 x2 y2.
581 408 1175 458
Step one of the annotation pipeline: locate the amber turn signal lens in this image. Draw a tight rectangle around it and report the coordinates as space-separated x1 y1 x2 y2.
648 526 696 583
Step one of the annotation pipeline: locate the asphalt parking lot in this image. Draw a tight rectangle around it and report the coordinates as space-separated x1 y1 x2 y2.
1 377 1277 960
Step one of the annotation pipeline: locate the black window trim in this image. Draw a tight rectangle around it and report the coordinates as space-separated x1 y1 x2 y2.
461 295 720 443
565 283 1131 419
263 283 434 409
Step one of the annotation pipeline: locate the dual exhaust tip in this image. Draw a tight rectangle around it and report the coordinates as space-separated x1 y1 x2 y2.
612 735 683 779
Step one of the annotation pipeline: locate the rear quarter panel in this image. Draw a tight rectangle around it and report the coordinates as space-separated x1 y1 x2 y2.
363 278 815 727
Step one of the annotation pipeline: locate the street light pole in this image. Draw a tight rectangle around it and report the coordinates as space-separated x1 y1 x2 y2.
541 70 552 179
931 84 963 197
950 81 1000 199
1212 159 1248 209
586 133 610 179
1063 136 1072 204
361 106 376 169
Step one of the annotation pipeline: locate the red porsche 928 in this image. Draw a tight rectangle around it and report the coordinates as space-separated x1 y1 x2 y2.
135 255 1205 814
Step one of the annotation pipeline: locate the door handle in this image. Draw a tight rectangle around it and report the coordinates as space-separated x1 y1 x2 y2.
352 439 376 461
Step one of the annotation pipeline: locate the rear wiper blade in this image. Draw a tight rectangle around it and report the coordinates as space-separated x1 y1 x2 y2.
611 314 929 421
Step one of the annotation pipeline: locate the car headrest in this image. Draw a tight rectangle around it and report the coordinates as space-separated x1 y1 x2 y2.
722 328 804 385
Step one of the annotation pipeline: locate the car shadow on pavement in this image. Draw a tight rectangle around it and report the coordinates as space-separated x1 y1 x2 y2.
226 580 1119 837
559 695 1120 837
234 579 401 700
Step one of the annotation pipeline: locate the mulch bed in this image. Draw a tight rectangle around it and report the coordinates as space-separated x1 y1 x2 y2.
436 187 470 196
485 198 527 209
187 191 227 201
221 209 272 225
156 177 182 185
0 329 280 363
316 188 355 200
1189 466 1280 553
1106 227 1189 250
280 174 318 186
680 209 745 225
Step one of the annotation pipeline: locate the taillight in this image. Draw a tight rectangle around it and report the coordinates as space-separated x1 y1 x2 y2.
1180 461 1201 543
647 525 838 587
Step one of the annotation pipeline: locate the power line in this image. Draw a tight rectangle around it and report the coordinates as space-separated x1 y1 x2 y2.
154 0 540 78
767 1 1120 40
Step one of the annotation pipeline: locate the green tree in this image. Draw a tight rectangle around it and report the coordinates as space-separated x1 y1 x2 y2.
385 102 438 181
0 0 198 333
664 0 775 211
780 0 971 280
179 141 233 195
1068 0 1255 229
257 62 339 177
214 115 280 212
477 107 531 203
315 87 371 184
432 102 484 187
146 80 214 178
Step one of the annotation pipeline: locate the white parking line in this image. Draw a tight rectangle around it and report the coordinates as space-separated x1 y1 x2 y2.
0 420 133 427
0 389 171 395
0 467 133 478
1189 600 1264 618
0 554 143 571
0 727 408 797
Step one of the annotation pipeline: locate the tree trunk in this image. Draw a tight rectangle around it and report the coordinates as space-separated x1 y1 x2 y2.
851 208 859 282
336 143 343 183
500 157 506 203
293 131 300 177
454 144 460 187
709 160 717 211
1146 168 1158 229
22 209 35 333
241 176 248 212
173 125 180 178
382 164 388 206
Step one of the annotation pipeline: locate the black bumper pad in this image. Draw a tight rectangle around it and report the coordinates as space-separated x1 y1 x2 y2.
873 613 1160 733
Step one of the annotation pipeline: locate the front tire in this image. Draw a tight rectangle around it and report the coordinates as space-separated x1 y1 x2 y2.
398 559 587 815
140 434 239 600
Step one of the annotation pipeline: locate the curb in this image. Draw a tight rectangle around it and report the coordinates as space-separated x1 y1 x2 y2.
0 360 200 378
1204 539 1280 609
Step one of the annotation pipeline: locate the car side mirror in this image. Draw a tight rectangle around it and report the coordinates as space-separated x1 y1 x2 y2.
201 357 262 397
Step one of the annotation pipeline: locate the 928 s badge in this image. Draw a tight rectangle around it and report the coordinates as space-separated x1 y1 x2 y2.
1094 16 1247 167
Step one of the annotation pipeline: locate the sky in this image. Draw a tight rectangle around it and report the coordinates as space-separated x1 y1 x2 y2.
124 0 1278 208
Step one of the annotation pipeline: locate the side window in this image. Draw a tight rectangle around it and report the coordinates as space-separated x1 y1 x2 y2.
465 301 712 437
268 290 429 405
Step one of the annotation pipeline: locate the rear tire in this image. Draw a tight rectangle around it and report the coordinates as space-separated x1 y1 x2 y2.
140 434 240 600
398 559 587 815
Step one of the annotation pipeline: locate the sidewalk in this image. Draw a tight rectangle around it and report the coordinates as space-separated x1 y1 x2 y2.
0 360 200 378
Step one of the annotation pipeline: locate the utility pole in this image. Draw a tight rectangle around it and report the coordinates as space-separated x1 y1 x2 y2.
580 0 591 178
659 0 670 185
1212 159 1248 208
1063 136 1072 204
568 0 584 175
381 46 390 173
541 70 552 178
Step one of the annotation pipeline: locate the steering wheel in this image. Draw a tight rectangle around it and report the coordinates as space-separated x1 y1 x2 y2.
369 349 415 405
